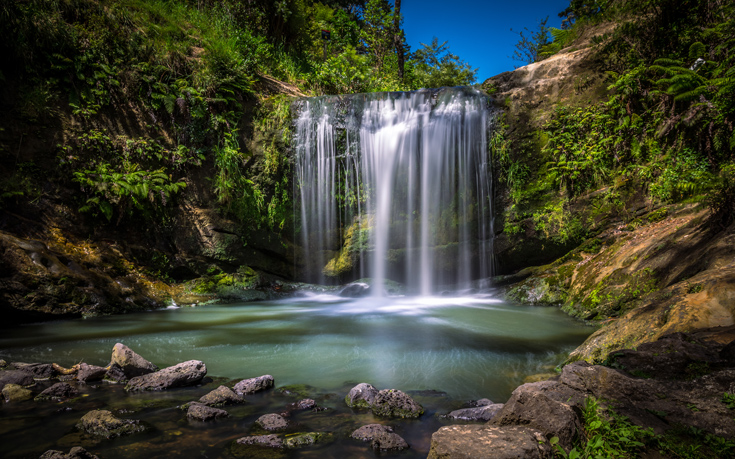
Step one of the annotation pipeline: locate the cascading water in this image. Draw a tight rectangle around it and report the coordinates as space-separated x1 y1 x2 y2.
295 87 494 294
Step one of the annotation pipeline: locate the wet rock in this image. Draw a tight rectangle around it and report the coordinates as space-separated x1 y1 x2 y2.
351 424 409 451
11 363 55 379
475 398 494 406
339 282 370 298
39 446 100 459
187 402 229 421
236 434 284 448
428 425 552 459
283 398 317 415
234 374 273 395
0 359 6 368
345 383 378 409
35 382 79 401
198 385 242 406
110 343 158 377
125 360 206 391
104 363 127 383
76 410 146 438
447 403 504 421
0 369 36 389
2 383 33 402
77 363 107 383
284 432 333 449
256 413 289 431
371 389 424 418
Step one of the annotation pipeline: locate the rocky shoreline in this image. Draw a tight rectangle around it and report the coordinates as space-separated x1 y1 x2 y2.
2 327 734 458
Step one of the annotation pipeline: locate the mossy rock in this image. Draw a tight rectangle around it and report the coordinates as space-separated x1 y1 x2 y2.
284 432 333 449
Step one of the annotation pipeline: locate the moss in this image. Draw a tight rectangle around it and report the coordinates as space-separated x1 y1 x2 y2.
284 432 333 449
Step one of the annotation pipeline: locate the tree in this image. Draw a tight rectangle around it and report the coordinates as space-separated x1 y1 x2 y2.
360 0 395 71
510 16 551 66
394 0 405 81
412 37 477 89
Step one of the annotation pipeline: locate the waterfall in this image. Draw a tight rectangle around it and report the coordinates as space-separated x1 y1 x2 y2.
294 87 494 294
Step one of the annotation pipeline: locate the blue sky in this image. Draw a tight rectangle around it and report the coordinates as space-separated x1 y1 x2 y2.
401 0 571 83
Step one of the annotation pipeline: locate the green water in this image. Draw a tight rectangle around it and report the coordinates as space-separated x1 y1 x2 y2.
0 294 593 458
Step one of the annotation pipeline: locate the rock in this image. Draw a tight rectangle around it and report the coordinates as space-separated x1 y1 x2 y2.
284 432 333 449
345 383 378 409
187 402 229 421
76 410 146 438
428 425 552 459
447 403 504 421
2 383 33 402
110 343 158 377
475 398 494 406
0 359 6 368
35 382 79 401
351 424 409 451
11 363 55 379
125 360 206 391
77 363 107 383
0 369 36 389
256 413 289 431
198 385 242 406
720 339 735 362
236 434 284 448
233 374 273 395
283 398 316 415
103 363 127 383
339 282 370 298
371 389 424 418
39 446 100 459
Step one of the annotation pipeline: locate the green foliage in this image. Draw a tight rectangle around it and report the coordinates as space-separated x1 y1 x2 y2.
412 37 477 88
707 163 735 228
655 425 735 458
723 392 735 409
510 16 551 65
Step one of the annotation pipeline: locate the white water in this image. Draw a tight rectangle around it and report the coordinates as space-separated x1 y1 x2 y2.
295 88 494 293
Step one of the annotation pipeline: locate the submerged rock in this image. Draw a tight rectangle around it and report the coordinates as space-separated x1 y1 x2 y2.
234 374 274 395
110 343 158 377
198 385 242 406
35 382 79 401
371 389 424 418
236 434 284 448
284 432 333 449
76 410 146 438
345 383 378 409
125 360 206 391
351 424 409 451
39 447 100 459
2 383 33 402
256 413 289 431
446 403 504 422
339 282 370 298
187 402 229 421
77 363 107 383
428 425 552 459
283 398 317 415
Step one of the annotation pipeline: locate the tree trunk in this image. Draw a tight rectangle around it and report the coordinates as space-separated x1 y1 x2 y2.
394 0 405 82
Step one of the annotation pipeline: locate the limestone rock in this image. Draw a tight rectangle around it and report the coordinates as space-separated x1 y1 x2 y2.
76 410 146 438
233 374 273 395
446 403 504 422
125 360 206 391
345 383 378 409
2 383 33 402
428 425 552 459
39 447 99 459
256 413 289 431
371 389 424 418
284 432 333 449
35 382 79 401
77 363 107 383
110 343 158 377
187 402 229 421
351 424 409 451
235 434 284 448
198 385 242 406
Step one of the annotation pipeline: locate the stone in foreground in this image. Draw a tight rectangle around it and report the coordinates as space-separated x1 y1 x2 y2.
345 383 378 409
76 410 146 438
284 432 333 449
76 363 107 383
110 343 158 377
40 446 99 459
11 362 55 379
428 425 552 459
35 382 79 401
446 403 504 422
371 389 424 418
199 385 242 406
233 374 274 395
125 360 206 391
187 402 229 421
351 424 409 451
236 434 284 448
2 383 33 402
256 413 289 431
0 369 36 389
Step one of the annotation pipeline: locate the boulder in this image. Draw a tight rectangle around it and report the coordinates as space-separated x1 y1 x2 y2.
283 398 317 415
187 402 229 421
236 434 284 448
345 383 378 409
0 359 6 368
2 383 33 402
0 369 35 389
103 363 127 383
233 374 273 395
428 425 552 459
11 363 55 379
35 382 79 401
77 363 107 383
371 389 424 418
446 403 504 422
110 343 158 377
76 410 146 438
198 385 242 406
339 282 370 298
39 447 99 459
475 398 494 406
351 424 409 451
256 413 289 431
284 432 333 449
125 360 206 391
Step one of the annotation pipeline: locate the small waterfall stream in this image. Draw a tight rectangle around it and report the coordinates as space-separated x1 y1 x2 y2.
295 87 494 294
